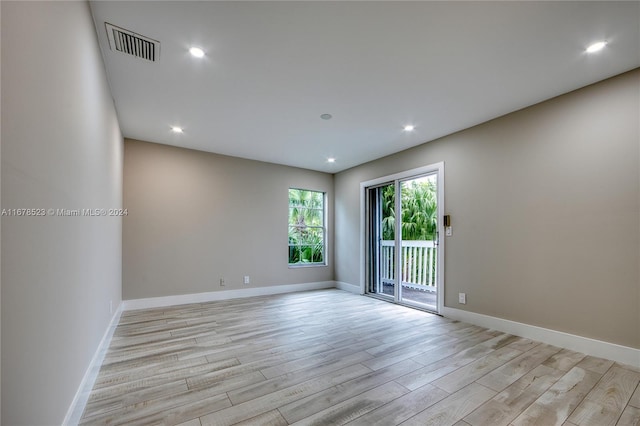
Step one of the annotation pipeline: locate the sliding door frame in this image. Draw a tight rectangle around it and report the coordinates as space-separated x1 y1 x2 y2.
359 162 445 313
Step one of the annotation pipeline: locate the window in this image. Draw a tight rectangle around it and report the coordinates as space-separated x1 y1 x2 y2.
288 188 326 266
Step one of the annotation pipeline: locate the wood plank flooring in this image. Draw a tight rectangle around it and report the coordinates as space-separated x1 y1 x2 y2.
80 289 640 425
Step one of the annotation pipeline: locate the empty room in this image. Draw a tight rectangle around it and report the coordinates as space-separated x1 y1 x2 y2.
1 1 639 425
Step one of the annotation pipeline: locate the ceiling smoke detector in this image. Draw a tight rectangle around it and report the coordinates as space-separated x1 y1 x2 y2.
105 22 160 62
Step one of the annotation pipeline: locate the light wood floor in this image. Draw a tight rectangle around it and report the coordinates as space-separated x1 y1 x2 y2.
80 289 640 426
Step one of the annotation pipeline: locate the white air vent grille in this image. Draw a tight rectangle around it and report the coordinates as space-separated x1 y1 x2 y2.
105 23 160 62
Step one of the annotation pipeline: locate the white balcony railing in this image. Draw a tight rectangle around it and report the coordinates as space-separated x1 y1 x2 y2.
381 240 437 291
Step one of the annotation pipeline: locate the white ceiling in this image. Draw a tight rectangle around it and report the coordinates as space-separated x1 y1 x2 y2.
90 1 640 173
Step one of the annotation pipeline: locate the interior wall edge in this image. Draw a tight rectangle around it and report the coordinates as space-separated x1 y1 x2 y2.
335 281 360 294
62 303 124 426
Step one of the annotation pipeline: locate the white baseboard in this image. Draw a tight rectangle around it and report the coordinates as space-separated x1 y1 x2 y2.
441 306 640 368
122 281 336 311
335 281 361 294
63 303 123 425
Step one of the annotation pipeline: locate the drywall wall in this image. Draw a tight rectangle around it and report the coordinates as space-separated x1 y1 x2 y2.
335 69 640 349
123 139 334 300
1 2 123 424
0 2 3 420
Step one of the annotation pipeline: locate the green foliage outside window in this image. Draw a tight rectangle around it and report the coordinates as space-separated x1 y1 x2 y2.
381 179 437 241
380 178 438 286
288 189 325 265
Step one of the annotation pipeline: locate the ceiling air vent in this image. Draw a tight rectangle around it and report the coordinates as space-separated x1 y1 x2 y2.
105 23 160 62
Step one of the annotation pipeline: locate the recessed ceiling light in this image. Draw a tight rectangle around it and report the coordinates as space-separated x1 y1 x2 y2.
320 114 332 120
403 125 415 132
586 41 607 54
327 157 336 163
171 126 183 133
189 47 205 58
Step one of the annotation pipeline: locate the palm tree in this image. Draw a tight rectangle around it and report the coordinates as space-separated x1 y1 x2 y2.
381 184 396 240
401 180 437 240
381 179 437 241
288 189 324 263
380 178 438 286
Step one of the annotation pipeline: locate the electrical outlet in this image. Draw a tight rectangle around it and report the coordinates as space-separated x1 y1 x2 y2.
446 226 453 236
243 276 250 285
458 293 466 304
219 278 225 287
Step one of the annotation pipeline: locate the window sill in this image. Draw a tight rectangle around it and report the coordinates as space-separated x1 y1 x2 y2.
288 263 328 269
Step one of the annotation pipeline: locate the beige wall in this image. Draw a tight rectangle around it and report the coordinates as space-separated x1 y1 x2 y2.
123 139 334 300
335 69 640 349
0 2 3 420
1 2 123 424
1 1 3 420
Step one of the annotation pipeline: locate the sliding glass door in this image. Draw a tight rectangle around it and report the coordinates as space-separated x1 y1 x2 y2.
397 175 438 310
365 164 443 313
367 183 396 299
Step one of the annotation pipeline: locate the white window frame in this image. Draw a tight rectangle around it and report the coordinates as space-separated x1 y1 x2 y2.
288 188 327 267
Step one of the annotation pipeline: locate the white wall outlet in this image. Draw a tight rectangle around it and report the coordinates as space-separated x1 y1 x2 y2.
243 275 250 285
458 293 466 304
219 277 225 287
446 226 453 236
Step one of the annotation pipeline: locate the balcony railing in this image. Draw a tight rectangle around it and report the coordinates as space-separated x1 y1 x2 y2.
381 240 437 291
